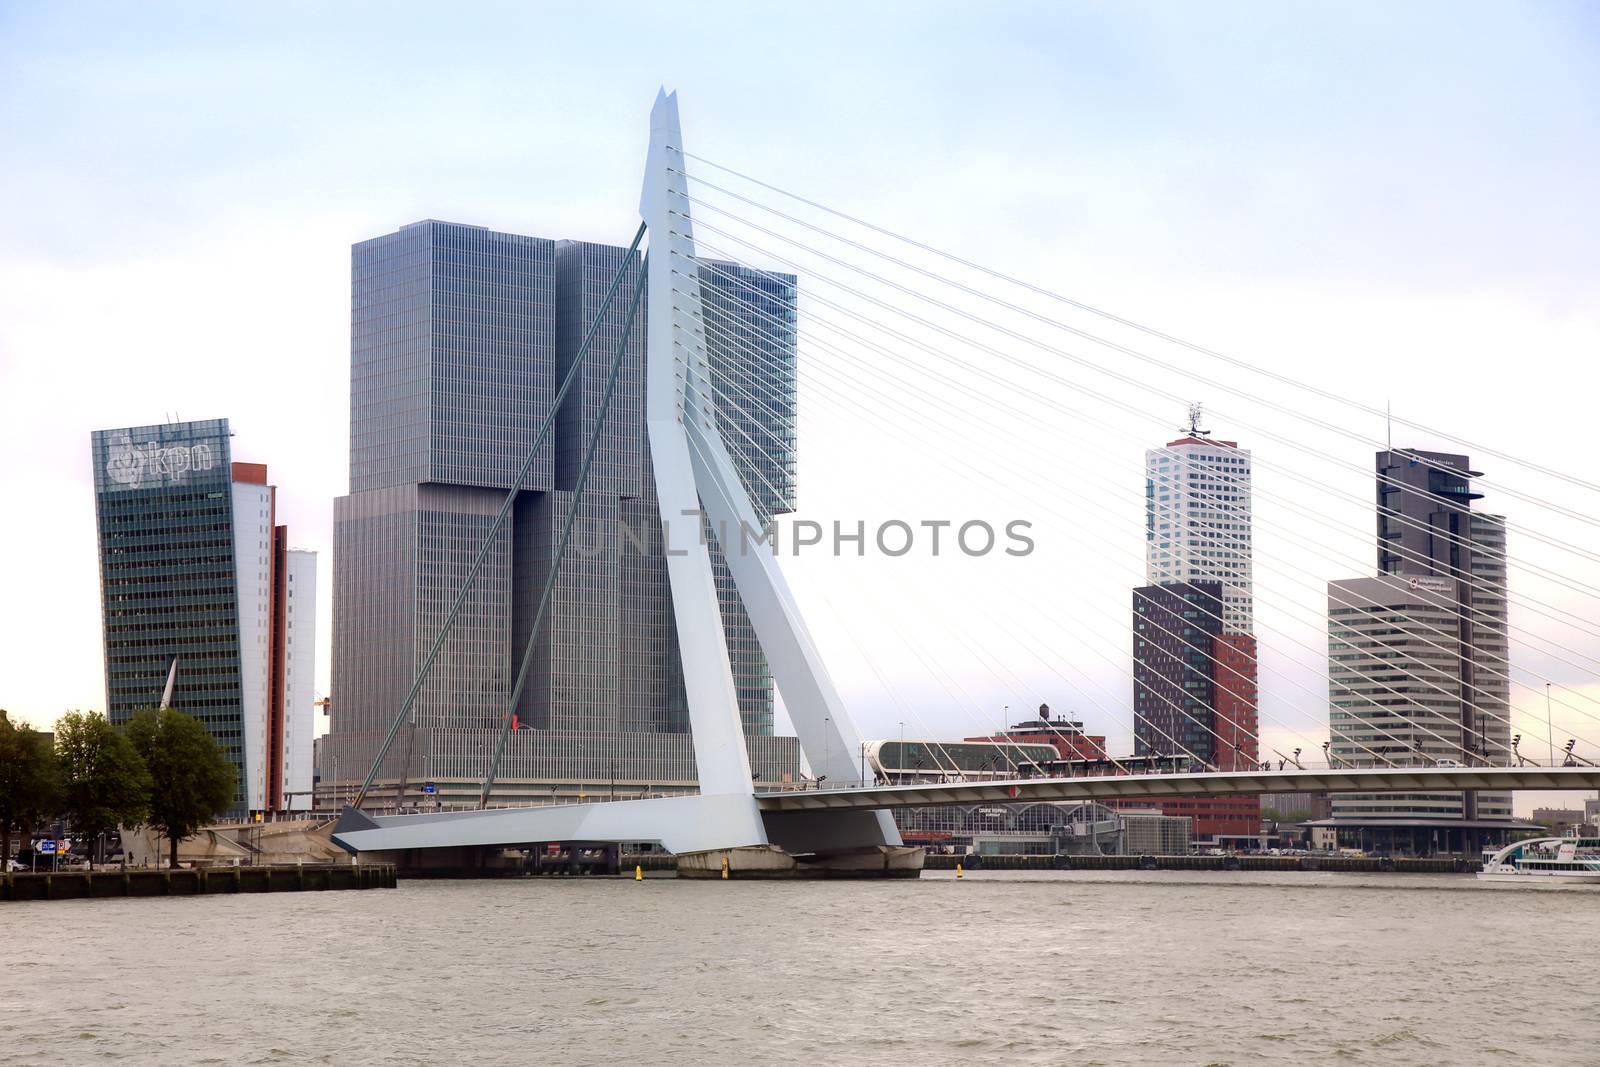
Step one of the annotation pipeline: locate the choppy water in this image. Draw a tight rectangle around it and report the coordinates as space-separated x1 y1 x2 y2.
3 869 1598 1066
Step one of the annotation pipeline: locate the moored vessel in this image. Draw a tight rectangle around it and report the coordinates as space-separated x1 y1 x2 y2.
1478 835 1600 884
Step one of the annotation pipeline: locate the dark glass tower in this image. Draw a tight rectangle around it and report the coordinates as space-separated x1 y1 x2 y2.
91 419 246 807
1349 449 1511 822
1131 581 1224 764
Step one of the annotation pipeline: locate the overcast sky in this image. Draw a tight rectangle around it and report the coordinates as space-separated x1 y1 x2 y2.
2 3 1598 812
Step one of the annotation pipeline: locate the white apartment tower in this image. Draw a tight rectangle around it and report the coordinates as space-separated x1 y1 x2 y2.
231 463 320 814
1145 407 1254 636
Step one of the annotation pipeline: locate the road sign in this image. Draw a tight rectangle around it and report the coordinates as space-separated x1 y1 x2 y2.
421 782 437 795
37 839 56 855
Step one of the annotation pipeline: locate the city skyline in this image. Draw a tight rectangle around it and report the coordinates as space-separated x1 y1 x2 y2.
8 12 1600 1067
3 6 1599 819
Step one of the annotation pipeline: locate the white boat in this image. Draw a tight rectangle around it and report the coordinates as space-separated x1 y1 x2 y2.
1478 835 1600 884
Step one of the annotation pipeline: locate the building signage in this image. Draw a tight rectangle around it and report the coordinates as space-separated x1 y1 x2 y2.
105 432 216 486
94 423 228 493
1407 575 1454 595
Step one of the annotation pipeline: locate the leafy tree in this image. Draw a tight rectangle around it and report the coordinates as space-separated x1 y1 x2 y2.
128 708 235 870
55 711 150 869
0 710 60 865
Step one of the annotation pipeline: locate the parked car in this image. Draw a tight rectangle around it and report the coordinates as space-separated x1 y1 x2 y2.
5 858 25 872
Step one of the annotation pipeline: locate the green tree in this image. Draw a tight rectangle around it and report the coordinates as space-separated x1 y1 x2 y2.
0 710 61 865
55 711 150 869
128 708 235 870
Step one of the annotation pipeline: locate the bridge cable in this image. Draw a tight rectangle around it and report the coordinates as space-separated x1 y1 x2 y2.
675 203 1600 596
680 223 1600 669
687 241 1600 694
676 153 1600 501
687 258 1580 769
699 257 1600 759
688 285 1399 773
673 306 1213 778
693 265 1581 769
696 313 1441 772
679 177 1600 542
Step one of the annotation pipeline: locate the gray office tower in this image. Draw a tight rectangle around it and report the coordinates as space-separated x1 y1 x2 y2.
324 221 801 808
1326 449 1512 845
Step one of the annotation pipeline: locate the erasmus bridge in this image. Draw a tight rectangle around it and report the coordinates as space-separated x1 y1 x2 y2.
332 90 1600 874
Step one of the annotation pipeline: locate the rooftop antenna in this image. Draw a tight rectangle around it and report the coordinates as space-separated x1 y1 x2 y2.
1185 401 1210 438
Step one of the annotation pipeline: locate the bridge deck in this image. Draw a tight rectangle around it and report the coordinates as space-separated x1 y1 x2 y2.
755 766 1600 813
331 767 1600 856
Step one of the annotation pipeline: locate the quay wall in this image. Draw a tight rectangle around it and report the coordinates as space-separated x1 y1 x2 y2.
1 864 397 902
922 854 1472 873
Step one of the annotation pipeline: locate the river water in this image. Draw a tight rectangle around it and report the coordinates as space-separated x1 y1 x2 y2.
3 869 1597 1066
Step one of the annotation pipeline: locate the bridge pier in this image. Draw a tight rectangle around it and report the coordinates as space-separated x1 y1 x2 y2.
676 844 923 879
358 846 521 879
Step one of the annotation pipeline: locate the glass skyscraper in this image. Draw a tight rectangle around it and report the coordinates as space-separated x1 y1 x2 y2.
92 419 317 816
1326 450 1513 840
326 221 801 807
93 420 243 778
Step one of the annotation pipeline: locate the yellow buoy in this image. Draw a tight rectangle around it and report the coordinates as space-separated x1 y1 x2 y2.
956 863 964 879
635 864 643 881
721 856 730 880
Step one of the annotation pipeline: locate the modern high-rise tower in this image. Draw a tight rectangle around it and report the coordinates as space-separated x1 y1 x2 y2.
325 221 801 807
1126 412 1260 844
91 420 318 816
1130 411 1260 844
1325 450 1513 847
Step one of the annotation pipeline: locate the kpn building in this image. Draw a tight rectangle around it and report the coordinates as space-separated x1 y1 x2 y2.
91 419 317 818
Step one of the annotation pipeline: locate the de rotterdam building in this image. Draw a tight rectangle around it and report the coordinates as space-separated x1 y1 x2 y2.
325 221 801 806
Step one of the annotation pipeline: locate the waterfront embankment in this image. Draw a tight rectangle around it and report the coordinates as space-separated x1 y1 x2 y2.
924 852 1474 873
1 863 395 901
511 852 1473 877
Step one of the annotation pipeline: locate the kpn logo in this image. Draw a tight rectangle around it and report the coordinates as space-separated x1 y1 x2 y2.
104 431 216 487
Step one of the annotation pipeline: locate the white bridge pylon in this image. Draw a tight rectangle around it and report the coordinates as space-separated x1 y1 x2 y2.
642 88 900 854
335 88 897 859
